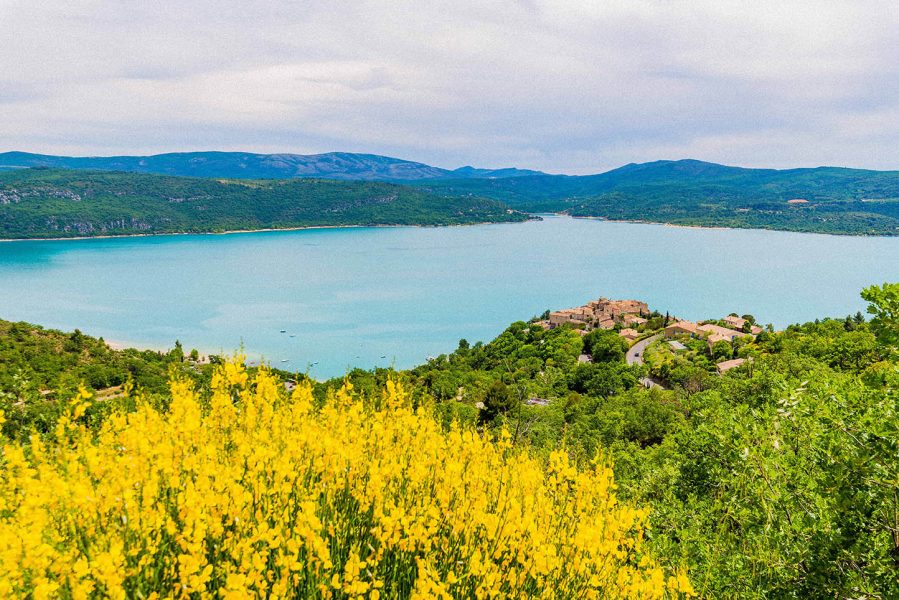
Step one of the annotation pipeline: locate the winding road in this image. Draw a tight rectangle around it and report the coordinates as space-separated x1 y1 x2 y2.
625 333 666 389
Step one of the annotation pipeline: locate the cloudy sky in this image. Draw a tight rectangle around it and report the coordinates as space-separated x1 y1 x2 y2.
1 0 897 173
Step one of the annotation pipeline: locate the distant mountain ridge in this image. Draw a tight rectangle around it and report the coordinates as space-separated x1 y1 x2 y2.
3 152 899 235
411 158 899 235
0 151 545 182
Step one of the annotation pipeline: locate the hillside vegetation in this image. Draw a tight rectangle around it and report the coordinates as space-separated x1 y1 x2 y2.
0 169 528 239
417 160 899 235
4 157 899 236
0 358 689 598
0 152 899 236
1 283 898 597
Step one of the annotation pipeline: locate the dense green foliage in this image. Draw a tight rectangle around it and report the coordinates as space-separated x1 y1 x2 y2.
0 168 528 239
0 320 178 437
5 156 899 237
2 283 898 597
0 320 295 440
327 285 899 597
417 159 899 235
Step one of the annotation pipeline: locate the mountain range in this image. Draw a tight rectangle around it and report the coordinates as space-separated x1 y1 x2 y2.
2 151 899 236
0 151 545 182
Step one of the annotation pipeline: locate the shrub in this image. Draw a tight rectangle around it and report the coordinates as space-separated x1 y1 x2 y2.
0 358 691 599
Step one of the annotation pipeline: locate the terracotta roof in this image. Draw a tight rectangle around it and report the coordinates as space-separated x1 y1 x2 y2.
723 316 746 329
716 358 747 373
666 320 698 333
706 333 731 345
698 324 745 339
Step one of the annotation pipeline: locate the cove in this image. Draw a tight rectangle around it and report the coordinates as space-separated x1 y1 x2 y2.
1 215 897 379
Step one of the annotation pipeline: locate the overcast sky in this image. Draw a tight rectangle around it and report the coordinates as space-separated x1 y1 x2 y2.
1 1 897 174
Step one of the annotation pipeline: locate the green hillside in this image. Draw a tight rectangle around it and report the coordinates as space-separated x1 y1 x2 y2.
4 159 899 237
0 168 528 239
415 160 899 235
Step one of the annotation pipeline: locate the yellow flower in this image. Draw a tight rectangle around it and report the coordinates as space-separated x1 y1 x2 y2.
0 362 682 599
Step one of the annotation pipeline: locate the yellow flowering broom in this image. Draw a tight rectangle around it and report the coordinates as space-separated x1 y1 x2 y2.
0 357 692 599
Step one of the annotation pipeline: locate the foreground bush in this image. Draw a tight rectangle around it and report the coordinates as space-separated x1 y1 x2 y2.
0 358 691 599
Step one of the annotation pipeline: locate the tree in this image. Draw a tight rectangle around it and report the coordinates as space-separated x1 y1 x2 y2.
830 330 876 370
583 329 628 363
710 340 732 361
170 340 184 363
568 362 635 398
65 329 86 353
861 283 899 352
480 380 516 423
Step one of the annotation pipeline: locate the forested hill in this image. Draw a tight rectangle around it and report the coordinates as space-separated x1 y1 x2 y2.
5 156 899 235
416 159 899 235
0 151 544 182
0 168 528 239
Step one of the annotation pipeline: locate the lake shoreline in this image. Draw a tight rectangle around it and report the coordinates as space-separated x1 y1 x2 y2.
1 211 895 241
1 215 894 378
0 216 536 243
563 214 898 237
104 337 333 380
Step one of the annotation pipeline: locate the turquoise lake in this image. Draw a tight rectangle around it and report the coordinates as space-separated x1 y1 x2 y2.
1 215 897 379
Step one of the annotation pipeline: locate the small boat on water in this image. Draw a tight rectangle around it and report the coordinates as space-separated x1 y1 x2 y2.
380 355 386 359
279 329 286 333
289 335 296 338
280 359 289 363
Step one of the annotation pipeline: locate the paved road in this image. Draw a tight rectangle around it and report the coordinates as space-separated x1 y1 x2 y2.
625 333 666 389
625 333 661 365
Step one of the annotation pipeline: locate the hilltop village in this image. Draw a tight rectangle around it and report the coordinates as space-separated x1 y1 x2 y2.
537 296 768 377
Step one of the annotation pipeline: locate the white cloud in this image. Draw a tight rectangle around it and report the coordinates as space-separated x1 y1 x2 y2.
0 0 897 172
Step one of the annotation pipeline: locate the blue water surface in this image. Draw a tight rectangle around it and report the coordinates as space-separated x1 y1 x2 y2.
1 216 897 378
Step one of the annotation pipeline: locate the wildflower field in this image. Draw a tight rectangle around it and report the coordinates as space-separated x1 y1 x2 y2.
0 357 691 598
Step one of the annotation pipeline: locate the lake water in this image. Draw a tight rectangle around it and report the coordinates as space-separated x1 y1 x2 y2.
1 216 897 378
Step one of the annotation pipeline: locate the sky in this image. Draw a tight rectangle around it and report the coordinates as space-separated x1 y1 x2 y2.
1 0 898 174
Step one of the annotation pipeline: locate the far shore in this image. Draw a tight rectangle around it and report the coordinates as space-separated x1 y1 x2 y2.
1 212 895 242
104 338 176 353
563 214 898 237
0 217 535 243
565 214 731 231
